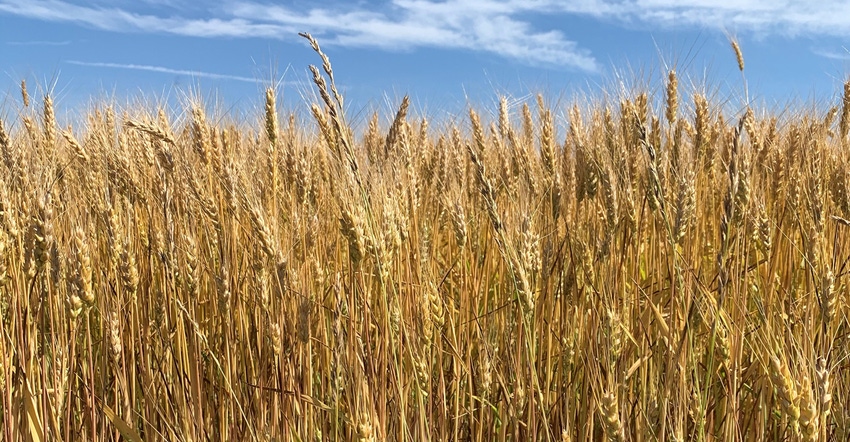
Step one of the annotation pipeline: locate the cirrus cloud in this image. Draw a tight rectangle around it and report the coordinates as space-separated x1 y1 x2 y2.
2 0 850 72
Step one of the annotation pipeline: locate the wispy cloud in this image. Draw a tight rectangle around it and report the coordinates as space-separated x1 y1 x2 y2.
0 0 598 71
5 0 850 72
66 60 257 83
812 47 850 61
558 0 850 36
229 1 599 70
6 40 72 46
0 0 288 37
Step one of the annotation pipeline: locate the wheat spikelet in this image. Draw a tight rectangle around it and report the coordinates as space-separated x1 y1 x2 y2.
743 107 761 149
841 78 850 141
185 167 221 231
733 149 750 225
297 297 311 344
731 38 745 71
270 323 282 356
384 96 410 159
769 355 800 432
799 376 819 441
108 310 122 360
311 103 336 153
43 95 56 147
0 120 8 158
424 281 444 338
0 187 17 243
829 163 850 217
365 111 380 164
822 106 838 134
498 96 510 140
69 226 94 306
183 235 199 296
599 391 625 442
273 259 289 306
118 239 138 298
61 126 89 163
717 119 745 302
356 411 376 442
467 141 501 232
673 169 695 244
635 92 648 126
449 202 467 247
308 65 336 122
816 358 831 424
0 232 8 287
520 101 534 149
786 169 802 218
23 115 39 144
300 32 344 113
339 207 364 264
808 155 825 235
215 261 232 315
694 94 710 169
401 115 421 211
126 119 175 171
753 202 772 257
716 324 732 369
519 215 541 279
68 292 83 319
21 80 29 107
28 193 53 276
108 143 144 203
246 203 279 261
0 121 23 188
418 115 430 145
469 108 488 155
265 87 279 148
103 204 121 272
219 154 239 215
265 88 280 208
606 310 624 362
538 94 557 179
601 166 618 230
820 268 836 327
126 118 173 143
637 114 664 214
191 106 210 164
666 69 678 125
209 126 224 175
509 255 534 317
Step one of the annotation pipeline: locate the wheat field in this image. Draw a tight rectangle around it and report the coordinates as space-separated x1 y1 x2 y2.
1 34 849 441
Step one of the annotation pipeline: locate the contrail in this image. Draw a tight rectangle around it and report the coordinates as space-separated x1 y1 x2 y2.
67 60 257 83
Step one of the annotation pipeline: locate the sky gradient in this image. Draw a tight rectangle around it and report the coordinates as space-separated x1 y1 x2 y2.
2 0 850 121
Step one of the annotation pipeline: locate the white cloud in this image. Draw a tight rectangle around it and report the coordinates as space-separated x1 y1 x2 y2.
568 0 850 36
66 60 258 83
228 1 599 70
0 0 290 37
0 0 598 71
4 0 850 72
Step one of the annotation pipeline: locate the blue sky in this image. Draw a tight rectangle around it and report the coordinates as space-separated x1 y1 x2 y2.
2 0 850 121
